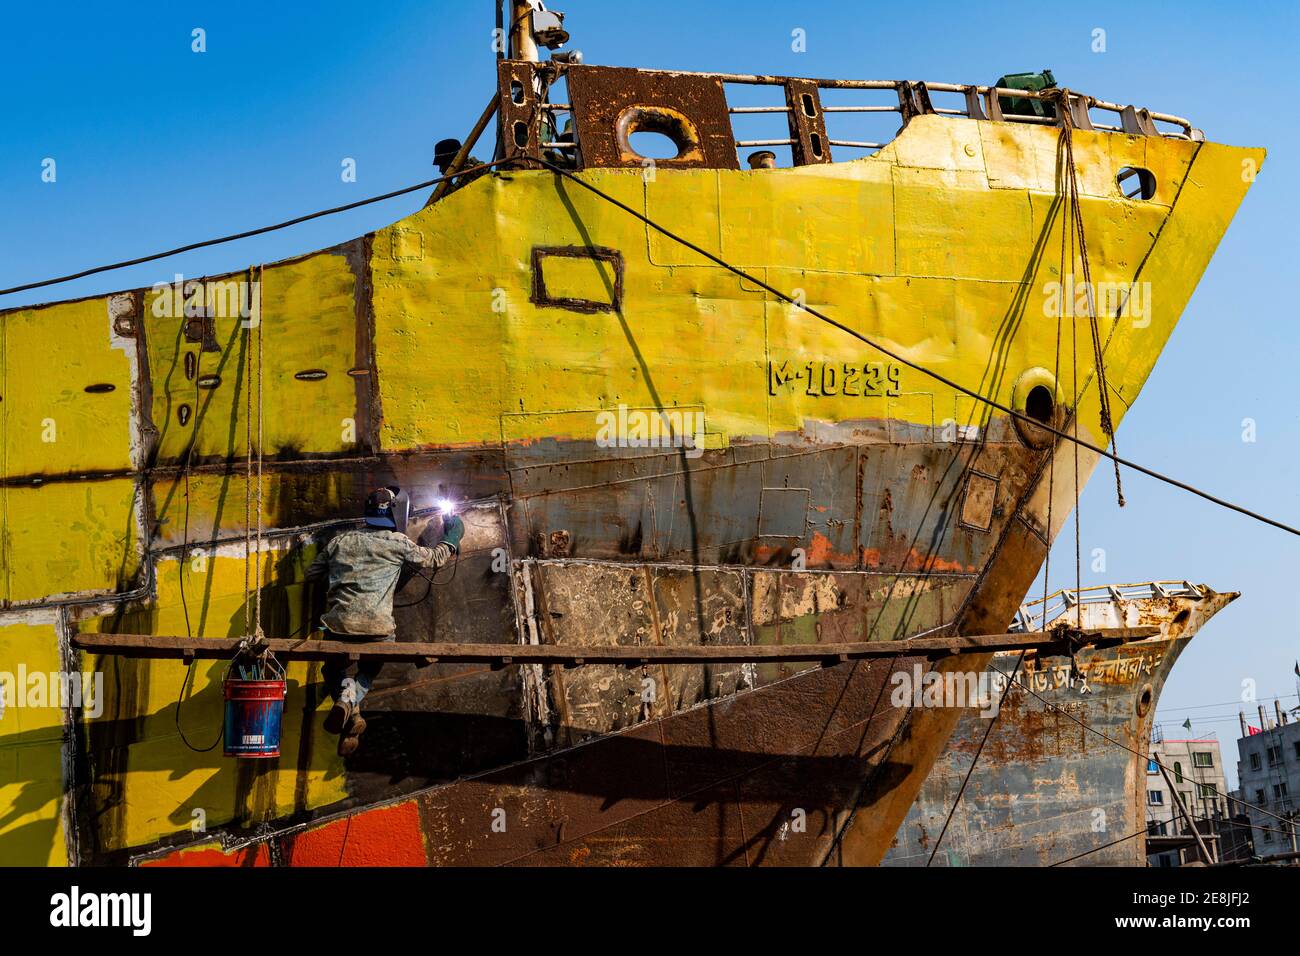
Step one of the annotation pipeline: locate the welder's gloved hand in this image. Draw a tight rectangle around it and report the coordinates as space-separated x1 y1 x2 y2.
441 514 465 554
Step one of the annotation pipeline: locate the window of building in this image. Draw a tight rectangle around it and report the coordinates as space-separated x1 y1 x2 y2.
1256 789 1267 806
1295 741 1300 760
1173 761 1183 783
1197 783 1217 799
1148 790 1164 806
1181 792 1192 810
1274 783 1289 800
1250 752 1262 771
1147 758 1159 775
1267 745 1282 765
1193 751 1213 768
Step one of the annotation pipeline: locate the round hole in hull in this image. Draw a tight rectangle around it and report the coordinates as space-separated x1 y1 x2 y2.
1011 367 1061 449
1136 683 1154 718
1117 166 1157 200
1025 385 1054 424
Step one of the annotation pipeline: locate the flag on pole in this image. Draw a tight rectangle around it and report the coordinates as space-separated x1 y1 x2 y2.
1182 717 1193 732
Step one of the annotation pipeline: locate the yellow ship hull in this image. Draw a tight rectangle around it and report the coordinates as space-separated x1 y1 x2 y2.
0 97 1262 865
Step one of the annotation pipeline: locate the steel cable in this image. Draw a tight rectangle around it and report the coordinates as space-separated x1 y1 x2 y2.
1 155 1294 537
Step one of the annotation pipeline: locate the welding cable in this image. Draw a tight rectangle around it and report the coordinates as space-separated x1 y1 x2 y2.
521 157 1300 539
175 348 223 753
394 513 470 607
6 155 1297 539
0 159 516 298
394 550 460 608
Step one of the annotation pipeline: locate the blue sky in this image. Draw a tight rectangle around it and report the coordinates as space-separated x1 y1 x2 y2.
3 0 1296 784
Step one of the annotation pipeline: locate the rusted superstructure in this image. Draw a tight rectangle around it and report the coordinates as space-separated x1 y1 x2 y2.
882 582 1237 867
0 24 1265 867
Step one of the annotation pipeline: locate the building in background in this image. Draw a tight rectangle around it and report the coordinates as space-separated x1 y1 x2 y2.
1218 789 1256 863
1234 701 1300 860
1146 737 1227 866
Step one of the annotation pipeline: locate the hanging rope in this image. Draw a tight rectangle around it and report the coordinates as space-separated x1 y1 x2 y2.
240 264 268 660
243 266 255 638
1040 150 1072 615
1050 89 1126 507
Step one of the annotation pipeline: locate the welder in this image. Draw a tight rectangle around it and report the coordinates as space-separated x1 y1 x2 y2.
305 487 464 756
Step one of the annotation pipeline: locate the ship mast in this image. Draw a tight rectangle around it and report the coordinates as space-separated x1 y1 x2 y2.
509 0 540 61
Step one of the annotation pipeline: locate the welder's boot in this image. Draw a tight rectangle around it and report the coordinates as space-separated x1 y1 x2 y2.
325 677 364 735
337 707 367 757
324 699 354 736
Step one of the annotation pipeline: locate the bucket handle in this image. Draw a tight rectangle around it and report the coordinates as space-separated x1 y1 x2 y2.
223 644 286 684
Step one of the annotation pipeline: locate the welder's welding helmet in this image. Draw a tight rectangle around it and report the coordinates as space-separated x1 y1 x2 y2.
364 486 403 529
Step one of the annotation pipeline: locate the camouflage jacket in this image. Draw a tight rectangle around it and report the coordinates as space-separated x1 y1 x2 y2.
305 529 453 637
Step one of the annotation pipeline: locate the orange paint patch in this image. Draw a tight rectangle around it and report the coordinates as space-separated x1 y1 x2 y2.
142 842 271 867
805 532 835 566
861 547 973 573
283 800 427 867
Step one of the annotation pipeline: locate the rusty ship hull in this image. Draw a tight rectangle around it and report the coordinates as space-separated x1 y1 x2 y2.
0 55 1264 867
881 583 1236 867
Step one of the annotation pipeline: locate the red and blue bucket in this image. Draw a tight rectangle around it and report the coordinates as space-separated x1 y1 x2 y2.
223 656 286 758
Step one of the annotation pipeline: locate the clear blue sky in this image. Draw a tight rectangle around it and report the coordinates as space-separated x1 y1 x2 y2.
3 0 1296 785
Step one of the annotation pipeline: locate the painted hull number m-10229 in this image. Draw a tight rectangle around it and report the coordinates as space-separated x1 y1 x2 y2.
767 360 903 397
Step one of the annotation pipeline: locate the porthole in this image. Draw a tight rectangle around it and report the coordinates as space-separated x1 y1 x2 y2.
1136 683 1154 718
615 105 703 164
1011 367 1061 449
627 130 680 160
1117 166 1156 200
1025 385 1054 424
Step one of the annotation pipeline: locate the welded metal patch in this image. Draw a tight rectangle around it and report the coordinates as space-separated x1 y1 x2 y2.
959 471 999 532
